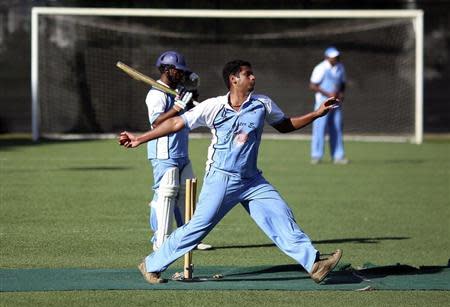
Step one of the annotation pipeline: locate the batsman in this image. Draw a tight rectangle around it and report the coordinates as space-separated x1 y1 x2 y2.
143 50 211 251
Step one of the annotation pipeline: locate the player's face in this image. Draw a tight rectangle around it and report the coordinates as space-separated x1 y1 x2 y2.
327 56 339 66
167 67 185 86
236 66 256 92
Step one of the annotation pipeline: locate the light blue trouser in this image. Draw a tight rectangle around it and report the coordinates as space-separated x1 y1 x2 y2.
145 169 318 273
149 157 191 241
311 100 345 160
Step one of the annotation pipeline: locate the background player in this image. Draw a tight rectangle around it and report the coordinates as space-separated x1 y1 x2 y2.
144 50 211 251
120 59 343 284
309 46 348 164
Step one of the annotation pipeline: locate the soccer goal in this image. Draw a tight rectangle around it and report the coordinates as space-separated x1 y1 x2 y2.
31 8 424 143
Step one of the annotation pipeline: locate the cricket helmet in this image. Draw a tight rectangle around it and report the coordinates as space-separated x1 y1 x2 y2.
156 51 190 72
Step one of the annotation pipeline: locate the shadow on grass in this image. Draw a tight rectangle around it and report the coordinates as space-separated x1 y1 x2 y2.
314 236 410 244
224 264 305 276
60 166 133 171
324 263 450 285
355 159 426 165
0 137 110 151
210 262 449 286
212 236 410 250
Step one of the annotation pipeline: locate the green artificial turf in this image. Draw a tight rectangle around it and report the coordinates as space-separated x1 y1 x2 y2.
2 263 449 291
1 136 449 305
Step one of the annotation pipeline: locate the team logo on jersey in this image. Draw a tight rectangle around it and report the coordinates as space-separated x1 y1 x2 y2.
238 122 256 129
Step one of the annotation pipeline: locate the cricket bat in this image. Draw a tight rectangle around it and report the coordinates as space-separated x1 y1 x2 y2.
116 61 178 96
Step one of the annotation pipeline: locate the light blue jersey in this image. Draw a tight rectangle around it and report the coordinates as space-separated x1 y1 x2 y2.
144 80 192 249
145 82 189 160
143 92 319 274
181 92 285 178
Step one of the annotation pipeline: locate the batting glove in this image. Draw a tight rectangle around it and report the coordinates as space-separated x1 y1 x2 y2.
174 87 193 112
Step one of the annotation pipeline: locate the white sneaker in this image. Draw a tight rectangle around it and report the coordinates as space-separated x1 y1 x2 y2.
333 158 349 165
196 242 213 250
311 159 321 165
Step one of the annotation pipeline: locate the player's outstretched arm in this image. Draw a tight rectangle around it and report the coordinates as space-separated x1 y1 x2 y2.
273 97 339 133
119 116 186 148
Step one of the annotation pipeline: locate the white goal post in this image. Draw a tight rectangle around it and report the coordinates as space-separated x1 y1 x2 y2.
31 8 424 143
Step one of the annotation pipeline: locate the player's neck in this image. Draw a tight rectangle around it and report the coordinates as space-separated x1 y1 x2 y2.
229 90 250 109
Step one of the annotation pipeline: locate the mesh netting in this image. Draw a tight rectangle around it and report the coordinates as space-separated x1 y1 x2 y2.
37 15 416 137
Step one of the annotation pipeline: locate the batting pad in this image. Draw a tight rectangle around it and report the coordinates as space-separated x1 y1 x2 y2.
1 263 449 292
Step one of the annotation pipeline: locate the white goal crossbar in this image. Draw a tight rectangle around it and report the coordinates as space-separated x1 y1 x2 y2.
31 8 424 143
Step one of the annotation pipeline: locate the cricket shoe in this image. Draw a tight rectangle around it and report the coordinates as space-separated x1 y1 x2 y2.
309 249 343 283
196 242 213 250
138 260 167 284
333 158 349 165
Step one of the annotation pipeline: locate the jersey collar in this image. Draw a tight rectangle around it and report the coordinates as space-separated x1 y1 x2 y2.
223 91 254 110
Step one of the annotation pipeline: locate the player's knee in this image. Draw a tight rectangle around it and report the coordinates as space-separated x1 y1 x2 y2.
159 167 180 198
159 184 178 198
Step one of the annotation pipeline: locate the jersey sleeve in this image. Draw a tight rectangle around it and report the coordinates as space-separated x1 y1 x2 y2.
145 89 167 125
256 95 286 126
181 97 219 130
310 63 325 84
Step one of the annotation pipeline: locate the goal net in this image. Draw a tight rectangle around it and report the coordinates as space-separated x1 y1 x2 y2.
31 8 423 143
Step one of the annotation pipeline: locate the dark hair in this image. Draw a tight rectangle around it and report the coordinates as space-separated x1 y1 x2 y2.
222 60 252 89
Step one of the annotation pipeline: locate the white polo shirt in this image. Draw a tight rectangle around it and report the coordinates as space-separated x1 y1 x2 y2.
310 60 346 102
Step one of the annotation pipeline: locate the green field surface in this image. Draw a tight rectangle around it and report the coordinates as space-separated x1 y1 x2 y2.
1 136 449 306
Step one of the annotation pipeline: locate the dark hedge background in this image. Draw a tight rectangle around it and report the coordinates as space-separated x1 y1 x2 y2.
0 0 448 133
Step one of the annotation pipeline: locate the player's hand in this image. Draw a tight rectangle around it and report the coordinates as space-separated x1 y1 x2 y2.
174 87 193 112
316 97 340 117
324 97 340 107
118 131 140 148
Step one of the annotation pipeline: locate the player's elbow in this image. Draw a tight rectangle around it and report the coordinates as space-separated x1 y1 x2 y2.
171 116 186 132
273 119 295 133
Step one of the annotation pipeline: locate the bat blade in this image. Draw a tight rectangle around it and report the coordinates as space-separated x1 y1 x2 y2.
116 61 178 96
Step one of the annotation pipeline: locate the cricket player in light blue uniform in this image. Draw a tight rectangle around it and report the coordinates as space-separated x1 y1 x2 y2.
120 60 343 284
309 47 348 164
145 51 210 251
